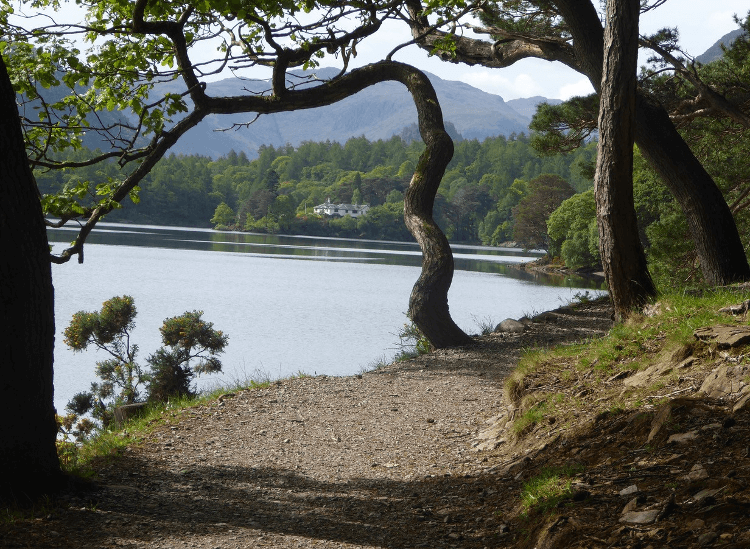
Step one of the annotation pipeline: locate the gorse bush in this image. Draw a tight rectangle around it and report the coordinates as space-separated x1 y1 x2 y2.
147 310 228 401
62 296 228 440
63 296 145 431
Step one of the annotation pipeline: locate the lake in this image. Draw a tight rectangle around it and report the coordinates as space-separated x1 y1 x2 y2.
48 223 606 414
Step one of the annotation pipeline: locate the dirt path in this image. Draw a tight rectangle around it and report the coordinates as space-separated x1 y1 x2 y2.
4 301 616 548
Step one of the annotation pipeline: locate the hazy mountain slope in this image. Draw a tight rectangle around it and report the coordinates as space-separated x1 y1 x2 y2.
165 68 532 157
506 96 563 118
696 28 745 64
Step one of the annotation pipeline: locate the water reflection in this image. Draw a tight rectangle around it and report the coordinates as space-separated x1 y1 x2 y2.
48 222 606 290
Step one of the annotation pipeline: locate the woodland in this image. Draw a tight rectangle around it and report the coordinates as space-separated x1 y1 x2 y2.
36 134 597 244
1 0 750 502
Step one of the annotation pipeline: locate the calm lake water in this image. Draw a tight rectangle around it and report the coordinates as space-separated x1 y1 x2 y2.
48 223 606 414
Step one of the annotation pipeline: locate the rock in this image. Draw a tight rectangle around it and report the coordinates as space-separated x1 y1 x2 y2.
622 497 640 514
619 485 639 497
733 387 750 412
473 419 508 451
687 518 706 531
114 402 148 429
683 463 709 481
648 403 674 443
694 325 750 349
668 431 699 444
693 488 722 503
699 364 750 399
495 319 526 333
624 346 692 389
697 531 718 545
620 510 660 524
718 300 750 315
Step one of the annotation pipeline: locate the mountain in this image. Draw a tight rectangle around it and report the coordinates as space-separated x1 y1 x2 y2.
507 96 563 118
696 28 746 64
154 67 535 158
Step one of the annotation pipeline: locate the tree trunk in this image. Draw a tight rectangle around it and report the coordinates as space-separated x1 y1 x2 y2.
392 68 474 348
0 53 62 500
553 0 750 286
595 0 656 320
634 96 750 285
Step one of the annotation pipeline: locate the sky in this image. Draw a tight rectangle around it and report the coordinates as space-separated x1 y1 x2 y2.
351 0 750 100
16 0 750 101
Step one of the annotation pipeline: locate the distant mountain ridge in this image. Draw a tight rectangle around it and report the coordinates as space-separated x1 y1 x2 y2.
155 67 555 159
696 28 745 64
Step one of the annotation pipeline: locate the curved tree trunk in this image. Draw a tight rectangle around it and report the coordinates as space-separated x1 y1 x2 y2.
0 53 61 500
395 69 474 348
634 96 750 285
595 0 656 320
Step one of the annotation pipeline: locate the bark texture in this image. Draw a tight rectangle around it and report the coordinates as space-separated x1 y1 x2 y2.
594 0 655 320
395 68 474 348
0 53 62 500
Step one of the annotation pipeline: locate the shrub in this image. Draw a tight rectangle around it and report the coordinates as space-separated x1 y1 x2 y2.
63 298 228 437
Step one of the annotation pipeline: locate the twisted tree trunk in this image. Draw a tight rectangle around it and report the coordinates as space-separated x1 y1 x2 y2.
395 69 474 348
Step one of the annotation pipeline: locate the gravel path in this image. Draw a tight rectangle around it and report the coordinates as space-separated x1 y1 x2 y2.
4 300 613 549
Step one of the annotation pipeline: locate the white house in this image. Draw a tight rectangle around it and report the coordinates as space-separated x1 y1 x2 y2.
313 198 370 218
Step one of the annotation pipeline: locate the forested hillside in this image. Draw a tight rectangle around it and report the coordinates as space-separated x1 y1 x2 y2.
36 133 597 244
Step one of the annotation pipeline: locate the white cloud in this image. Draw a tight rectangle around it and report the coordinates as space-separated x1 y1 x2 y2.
558 79 595 101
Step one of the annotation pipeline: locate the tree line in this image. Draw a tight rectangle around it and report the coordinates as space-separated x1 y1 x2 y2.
35 133 597 244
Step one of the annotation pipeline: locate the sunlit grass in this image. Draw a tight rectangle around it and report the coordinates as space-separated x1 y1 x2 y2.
520 465 583 516
505 286 750 441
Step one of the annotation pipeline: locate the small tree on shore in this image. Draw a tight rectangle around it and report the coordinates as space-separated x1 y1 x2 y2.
147 311 228 402
64 295 145 427
63 297 228 436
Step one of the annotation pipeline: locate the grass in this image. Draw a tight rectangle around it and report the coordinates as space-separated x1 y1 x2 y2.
471 314 496 336
393 320 432 361
504 286 750 441
360 354 392 373
1 495 57 524
520 464 584 516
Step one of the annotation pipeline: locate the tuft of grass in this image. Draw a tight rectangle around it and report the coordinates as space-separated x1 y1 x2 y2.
1 495 57 524
360 354 391 373
512 399 549 435
393 320 432 361
471 314 496 336
520 465 584 516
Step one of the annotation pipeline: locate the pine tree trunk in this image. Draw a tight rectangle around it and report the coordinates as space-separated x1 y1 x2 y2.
554 0 750 286
634 96 750 285
395 68 474 348
595 0 656 320
0 54 62 500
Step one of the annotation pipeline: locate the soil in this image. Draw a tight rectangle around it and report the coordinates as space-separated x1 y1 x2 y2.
4 297 750 549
